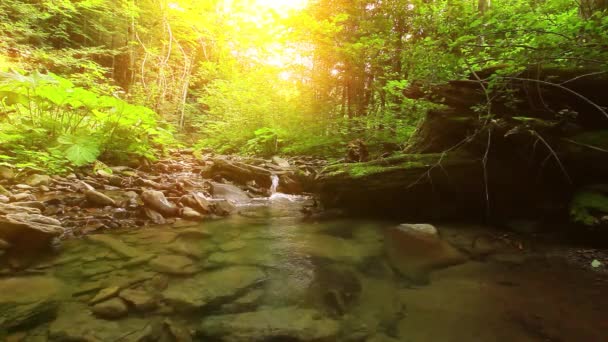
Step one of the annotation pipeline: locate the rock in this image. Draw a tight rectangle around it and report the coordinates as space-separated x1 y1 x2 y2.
0 276 64 331
0 202 40 215
180 192 213 214
198 307 340 341
181 207 204 221
0 239 10 250
204 158 274 189
141 190 181 217
86 235 143 259
163 266 265 311
143 208 166 225
176 228 209 240
91 298 128 319
49 303 150 341
119 288 157 312
213 199 236 216
10 201 45 211
89 286 121 305
84 189 116 207
8 192 36 202
210 182 252 204
149 255 197 275
272 156 291 168
0 212 64 251
24 174 51 187
385 224 467 283
0 194 9 203
221 289 264 312
0 166 15 180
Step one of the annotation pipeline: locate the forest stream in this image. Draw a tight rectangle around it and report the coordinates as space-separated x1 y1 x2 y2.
2 189 608 341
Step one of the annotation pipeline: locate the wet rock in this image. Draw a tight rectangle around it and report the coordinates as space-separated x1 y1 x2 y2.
49 303 149 341
385 224 467 283
0 239 10 250
208 245 278 267
25 174 51 187
86 235 143 259
143 207 166 225
141 190 181 217
310 264 362 316
91 298 129 319
176 228 210 240
181 207 204 221
167 240 208 259
213 199 236 216
84 189 116 207
0 195 9 203
295 233 382 264
163 266 265 311
0 166 15 181
0 276 63 331
221 289 264 312
149 255 197 275
198 306 340 341
89 286 121 305
210 182 252 204
119 288 157 312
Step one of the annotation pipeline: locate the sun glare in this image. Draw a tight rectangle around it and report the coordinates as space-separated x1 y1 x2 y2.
254 0 308 14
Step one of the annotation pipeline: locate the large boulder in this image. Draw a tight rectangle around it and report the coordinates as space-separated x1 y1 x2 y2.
0 210 64 251
0 276 64 331
198 306 340 342
384 224 467 283
210 182 252 204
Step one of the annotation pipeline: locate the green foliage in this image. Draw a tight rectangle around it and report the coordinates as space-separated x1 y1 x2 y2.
570 190 608 226
0 71 173 172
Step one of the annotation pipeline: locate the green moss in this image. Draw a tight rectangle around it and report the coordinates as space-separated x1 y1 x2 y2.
322 153 469 179
570 190 608 226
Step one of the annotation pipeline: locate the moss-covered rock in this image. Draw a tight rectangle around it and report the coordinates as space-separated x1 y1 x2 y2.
570 187 608 226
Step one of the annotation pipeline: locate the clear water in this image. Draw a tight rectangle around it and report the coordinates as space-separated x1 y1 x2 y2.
7 195 608 341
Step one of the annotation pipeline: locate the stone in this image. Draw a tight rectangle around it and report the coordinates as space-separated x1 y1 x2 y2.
149 255 196 275
180 192 213 214
176 228 210 240
10 201 45 211
86 235 143 259
89 286 120 305
91 298 128 319
0 212 64 251
24 174 51 187
181 206 204 221
141 190 181 217
8 193 35 202
49 303 150 341
84 189 116 207
221 289 264 312
143 207 166 225
210 182 252 204
385 224 467 283
293 233 382 264
199 307 339 341
0 239 10 250
0 166 15 180
213 199 236 216
163 266 265 311
0 276 64 331
0 194 9 203
119 288 157 312
272 156 291 168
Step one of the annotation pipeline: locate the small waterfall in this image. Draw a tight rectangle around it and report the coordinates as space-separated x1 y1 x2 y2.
270 174 279 194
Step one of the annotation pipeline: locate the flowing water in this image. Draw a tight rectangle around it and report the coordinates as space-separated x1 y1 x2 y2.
3 195 608 341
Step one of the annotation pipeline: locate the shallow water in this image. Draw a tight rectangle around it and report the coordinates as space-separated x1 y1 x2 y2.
3 195 608 341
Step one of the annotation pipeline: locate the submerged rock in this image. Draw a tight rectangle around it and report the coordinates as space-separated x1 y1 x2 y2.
86 235 143 259
119 288 157 312
385 224 467 283
0 276 64 331
163 266 265 311
149 255 197 275
198 306 340 341
91 298 128 319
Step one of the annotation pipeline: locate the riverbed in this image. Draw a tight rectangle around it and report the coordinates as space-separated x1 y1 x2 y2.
1 194 607 341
